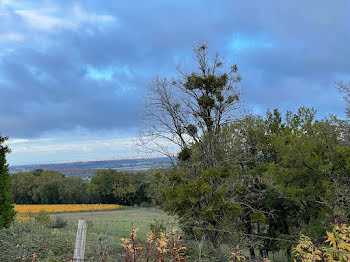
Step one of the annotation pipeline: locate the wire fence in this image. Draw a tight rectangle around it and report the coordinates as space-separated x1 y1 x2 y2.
1 217 298 261
78 219 296 261
0 222 77 262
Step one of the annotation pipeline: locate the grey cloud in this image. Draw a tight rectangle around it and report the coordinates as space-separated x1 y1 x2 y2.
0 0 349 139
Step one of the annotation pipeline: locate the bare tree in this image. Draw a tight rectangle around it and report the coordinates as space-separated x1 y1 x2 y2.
137 43 242 168
336 81 350 118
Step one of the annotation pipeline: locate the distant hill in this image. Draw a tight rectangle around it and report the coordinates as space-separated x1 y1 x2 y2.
9 157 172 177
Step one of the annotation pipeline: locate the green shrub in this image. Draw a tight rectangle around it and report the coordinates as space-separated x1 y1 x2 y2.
34 210 51 224
86 220 94 228
149 218 166 239
0 135 16 229
50 217 67 228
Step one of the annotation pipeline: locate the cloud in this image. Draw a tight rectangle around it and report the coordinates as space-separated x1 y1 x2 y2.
86 67 115 81
72 5 117 24
229 33 273 53
2 2 117 35
0 0 349 147
14 9 75 30
0 33 25 42
5 131 158 164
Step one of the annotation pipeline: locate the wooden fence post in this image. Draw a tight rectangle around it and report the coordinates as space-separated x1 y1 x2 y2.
73 219 87 262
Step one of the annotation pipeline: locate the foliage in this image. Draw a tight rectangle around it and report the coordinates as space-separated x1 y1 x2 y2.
50 216 67 229
121 226 186 262
150 218 167 239
15 212 31 223
267 108 350 240
336 81 350 118
153 106 350 260
2 208 173 261
58 177 90 204
164 166 243 249
88 169 148 205
293 223 350 261
33 210 51 224
0 222 76 261
121 227 143 261
229 246 246 262
0 134 15 229
11 168 152 206
293 234 322 261
146 171 169 206
11 170 75 204
139 42 241 165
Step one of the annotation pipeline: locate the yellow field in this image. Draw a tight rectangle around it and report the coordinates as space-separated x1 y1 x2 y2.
14 204 124 214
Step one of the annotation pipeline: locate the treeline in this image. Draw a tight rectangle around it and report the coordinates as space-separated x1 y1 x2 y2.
147 107 350 258
135 43 350 260
10 169 151 206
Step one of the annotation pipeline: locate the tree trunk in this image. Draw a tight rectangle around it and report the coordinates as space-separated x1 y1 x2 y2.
250 247 256 259
259 248 264 258
245 215 256 259
210 231 220 249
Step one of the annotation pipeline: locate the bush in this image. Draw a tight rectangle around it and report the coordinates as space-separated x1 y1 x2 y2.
138 202 153 208
34 210 51 224
15 213 31 223
121 227 186 261
87 220 94 228
50 217 67 228
293 223 350 261
0 135 16 229
149 218 167 239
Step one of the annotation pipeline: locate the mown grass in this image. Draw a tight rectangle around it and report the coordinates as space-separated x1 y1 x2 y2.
53 206 171 223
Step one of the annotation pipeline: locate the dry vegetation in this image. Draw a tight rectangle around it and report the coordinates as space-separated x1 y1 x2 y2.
14 204 124 214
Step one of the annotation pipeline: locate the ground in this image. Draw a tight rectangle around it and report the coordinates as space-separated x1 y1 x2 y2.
0 207 288 261
0 207 172 262
53 207 175 241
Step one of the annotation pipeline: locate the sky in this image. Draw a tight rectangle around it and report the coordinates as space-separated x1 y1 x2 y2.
1 0 349 164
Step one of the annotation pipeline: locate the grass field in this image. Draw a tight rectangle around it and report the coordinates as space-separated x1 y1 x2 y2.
51 208 288 261
52 206 170 223
53 207 175 240
1 207 289 261
1 208 172 262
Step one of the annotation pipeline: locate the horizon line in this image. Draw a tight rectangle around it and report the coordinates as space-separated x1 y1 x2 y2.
10 155 171 167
